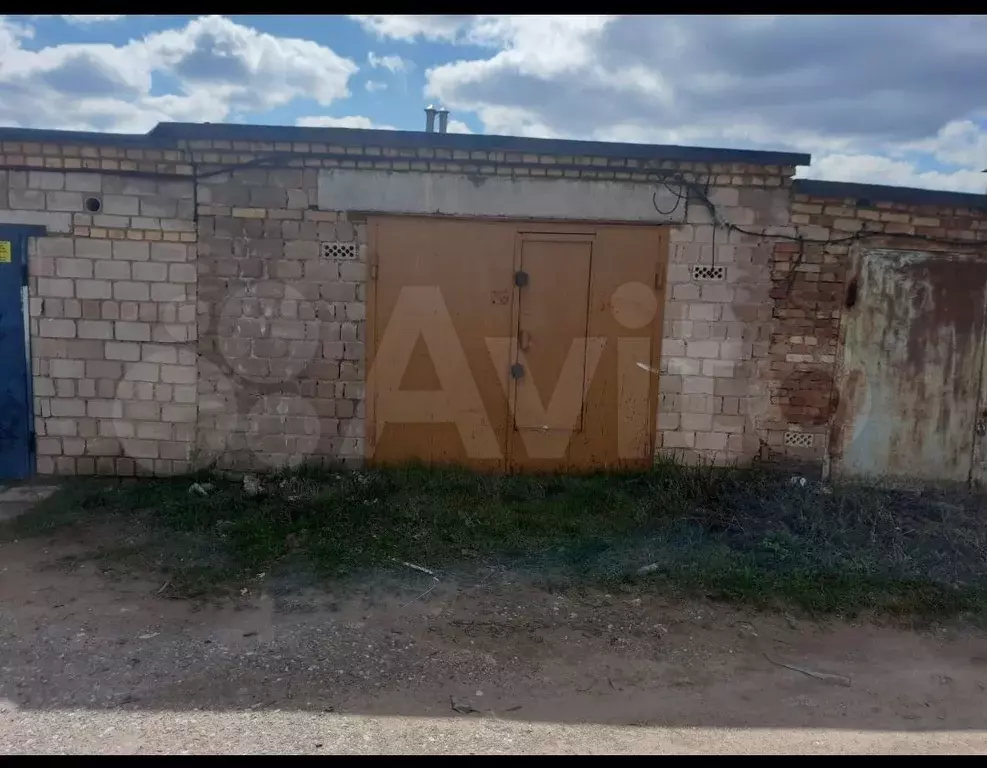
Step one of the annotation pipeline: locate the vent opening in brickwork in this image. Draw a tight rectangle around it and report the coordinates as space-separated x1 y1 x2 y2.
322 242 358 261
784 431 815 448
690 264 726 282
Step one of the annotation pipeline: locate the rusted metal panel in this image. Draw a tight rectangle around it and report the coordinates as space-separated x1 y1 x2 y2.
830 248 987 483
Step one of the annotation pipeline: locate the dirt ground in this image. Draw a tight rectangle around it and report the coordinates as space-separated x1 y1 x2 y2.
1 528 986 754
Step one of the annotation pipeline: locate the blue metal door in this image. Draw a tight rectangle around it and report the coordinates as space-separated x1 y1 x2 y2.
0 227 35 479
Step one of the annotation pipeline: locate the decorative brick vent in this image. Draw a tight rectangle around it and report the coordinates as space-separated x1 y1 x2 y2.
690 264 726 282
321 242 358 261
783 431 815 448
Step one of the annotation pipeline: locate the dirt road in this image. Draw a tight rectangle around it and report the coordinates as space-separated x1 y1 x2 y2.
1 533 985 754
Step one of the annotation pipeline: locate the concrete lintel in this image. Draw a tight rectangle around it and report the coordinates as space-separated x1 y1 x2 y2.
318 169 684 223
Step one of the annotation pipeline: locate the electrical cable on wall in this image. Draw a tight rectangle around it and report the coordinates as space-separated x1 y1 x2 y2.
2 151 983 257
648 168 987 253
785 236 806 296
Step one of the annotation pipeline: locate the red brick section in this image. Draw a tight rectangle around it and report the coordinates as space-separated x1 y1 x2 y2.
762 240 844 466
762 191 987 469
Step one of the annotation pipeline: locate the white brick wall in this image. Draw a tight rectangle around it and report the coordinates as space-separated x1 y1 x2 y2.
1 165 198 475
656 185 790 465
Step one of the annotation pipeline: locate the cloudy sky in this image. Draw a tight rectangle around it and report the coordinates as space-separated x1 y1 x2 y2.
1 14 984 192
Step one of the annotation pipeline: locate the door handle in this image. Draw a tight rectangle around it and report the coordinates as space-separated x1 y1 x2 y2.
510 363 525 380
518 330 531 351
977 412 987 437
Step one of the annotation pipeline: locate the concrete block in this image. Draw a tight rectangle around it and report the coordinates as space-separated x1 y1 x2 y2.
55 258 92 279
115 321 151 342
150 242 191 262
686 340 720 359
76 239 113 259
9 188 46 210
76 280 112 300
113 241 150 261
37 238 74 258
64 173 102 193
29 171 65 190
695 432 729 450
0 210 71 232
318 168 685 223
94 260 131 280
37 278 74 298
113 282 151 302
139 197 178 218
46 191 83 212
77 320 113 340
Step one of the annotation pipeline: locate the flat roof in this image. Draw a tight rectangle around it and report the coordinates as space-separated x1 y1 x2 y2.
0 121 811 167
793 179 986 210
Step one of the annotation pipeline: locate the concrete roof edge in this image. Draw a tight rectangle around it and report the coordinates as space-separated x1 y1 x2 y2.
0 122 811 167
793 179 987 210
151 122 811 166
0 126 167 147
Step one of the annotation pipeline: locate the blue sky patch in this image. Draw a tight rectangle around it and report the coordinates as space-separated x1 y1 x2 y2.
0 14 983 191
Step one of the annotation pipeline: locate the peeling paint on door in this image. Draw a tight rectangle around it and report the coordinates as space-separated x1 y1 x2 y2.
831 249 987 484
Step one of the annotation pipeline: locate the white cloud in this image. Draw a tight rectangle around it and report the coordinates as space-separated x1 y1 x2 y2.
144 16 356 112
296 115 399 131
0 15 358 132
904 120 987 170
59 15 125 25
349 15 472 42
418 15 987 192
1 15 35 47
799 154 987 194
367 51 409 73
446 119 472 134
2 14 984 192
27 15 126 26
298 112 467 135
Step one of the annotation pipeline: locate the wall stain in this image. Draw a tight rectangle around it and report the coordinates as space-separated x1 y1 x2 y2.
833 249 987 481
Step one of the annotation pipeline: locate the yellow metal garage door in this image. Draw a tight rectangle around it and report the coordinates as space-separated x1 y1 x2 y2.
367 216 667 473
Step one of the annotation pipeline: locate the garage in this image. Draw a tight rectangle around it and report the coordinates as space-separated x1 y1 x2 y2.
367 216 667 472
3 119 824 476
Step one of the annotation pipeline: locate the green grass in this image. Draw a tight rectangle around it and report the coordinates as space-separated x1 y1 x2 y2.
4 460 987 620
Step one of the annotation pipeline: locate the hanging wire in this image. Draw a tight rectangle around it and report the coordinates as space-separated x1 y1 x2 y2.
784 236 806 297
648 169 985 251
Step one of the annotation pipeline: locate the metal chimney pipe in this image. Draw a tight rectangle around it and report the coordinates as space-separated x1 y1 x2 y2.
437 108 449 134
424 105 437 133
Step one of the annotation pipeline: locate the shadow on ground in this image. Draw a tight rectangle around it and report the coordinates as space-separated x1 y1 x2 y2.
1 523 985 739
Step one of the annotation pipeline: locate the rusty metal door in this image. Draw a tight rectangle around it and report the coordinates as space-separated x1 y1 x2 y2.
831 248 987 484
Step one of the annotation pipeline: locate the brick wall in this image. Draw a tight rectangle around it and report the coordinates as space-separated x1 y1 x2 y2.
0 142 197 475
6 129 980 477
194 166 366 471
760 187 987 468
656 186 790 465
178 136 797 470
